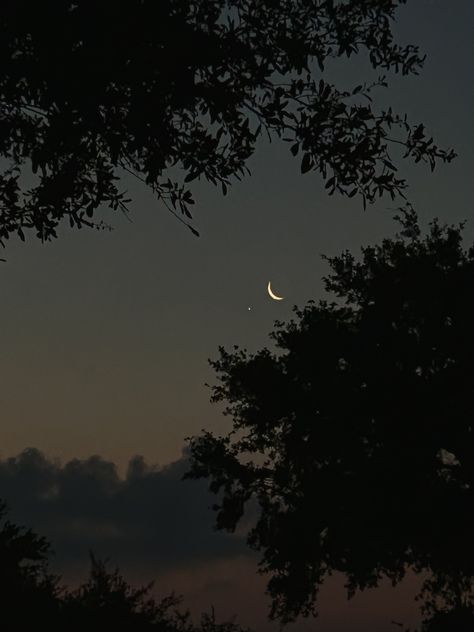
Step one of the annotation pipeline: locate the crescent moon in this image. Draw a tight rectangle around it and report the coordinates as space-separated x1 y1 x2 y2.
267 281 284 301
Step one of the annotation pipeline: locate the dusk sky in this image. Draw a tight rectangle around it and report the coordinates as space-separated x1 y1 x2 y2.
0 1 473 630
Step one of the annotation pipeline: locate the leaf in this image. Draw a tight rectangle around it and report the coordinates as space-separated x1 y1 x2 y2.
183 206 193 219
383 159 397 171
184 172 198 183
301 153 313 174
290 143 299 157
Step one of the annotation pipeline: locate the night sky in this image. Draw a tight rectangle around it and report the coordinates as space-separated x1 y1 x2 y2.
0 1 473 630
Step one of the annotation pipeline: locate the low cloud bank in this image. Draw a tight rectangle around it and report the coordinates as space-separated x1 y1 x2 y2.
0 448 248 581
0 449 422 631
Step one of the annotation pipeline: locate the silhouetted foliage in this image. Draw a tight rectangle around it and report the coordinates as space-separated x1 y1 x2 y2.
0 500 60 624
0 1 455 244
0 502 250 630
62 555 252 630
62 557 251 630
186 208 474 625
62 554 177 629
420 605 474 632
418 573 474 632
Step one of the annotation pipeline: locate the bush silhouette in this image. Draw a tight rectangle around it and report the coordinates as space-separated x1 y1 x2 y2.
0 501 250 630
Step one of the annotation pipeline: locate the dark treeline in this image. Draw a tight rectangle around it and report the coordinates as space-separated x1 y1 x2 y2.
0 500 248 631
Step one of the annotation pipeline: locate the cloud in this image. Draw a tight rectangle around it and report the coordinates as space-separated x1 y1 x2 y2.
0 448 249 582
0 449 421 631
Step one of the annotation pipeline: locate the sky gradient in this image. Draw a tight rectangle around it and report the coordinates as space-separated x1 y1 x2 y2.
0 1 473 629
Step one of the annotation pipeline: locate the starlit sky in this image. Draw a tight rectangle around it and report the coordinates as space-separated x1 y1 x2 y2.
0 2 472 631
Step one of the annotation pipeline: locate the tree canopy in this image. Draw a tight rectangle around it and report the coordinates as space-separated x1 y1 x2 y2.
0 501 250 630
0 500 61 624
186 209 474 626
62 555 250 631
0 0 454 245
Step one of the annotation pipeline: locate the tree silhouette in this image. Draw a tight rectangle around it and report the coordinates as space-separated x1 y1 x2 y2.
0 1 455 245
186 208 474 626
62 556 252 630
0 500 60 625
61 554 176 629
0 501 250 630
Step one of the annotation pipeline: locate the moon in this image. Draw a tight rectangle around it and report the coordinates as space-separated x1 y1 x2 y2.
267 281 284 301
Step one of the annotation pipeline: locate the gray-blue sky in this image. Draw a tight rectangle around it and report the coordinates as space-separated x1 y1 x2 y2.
1 0 471 470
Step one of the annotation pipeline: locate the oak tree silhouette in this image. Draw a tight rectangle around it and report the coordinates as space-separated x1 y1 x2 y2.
0 1 455 245
186 208 474 625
